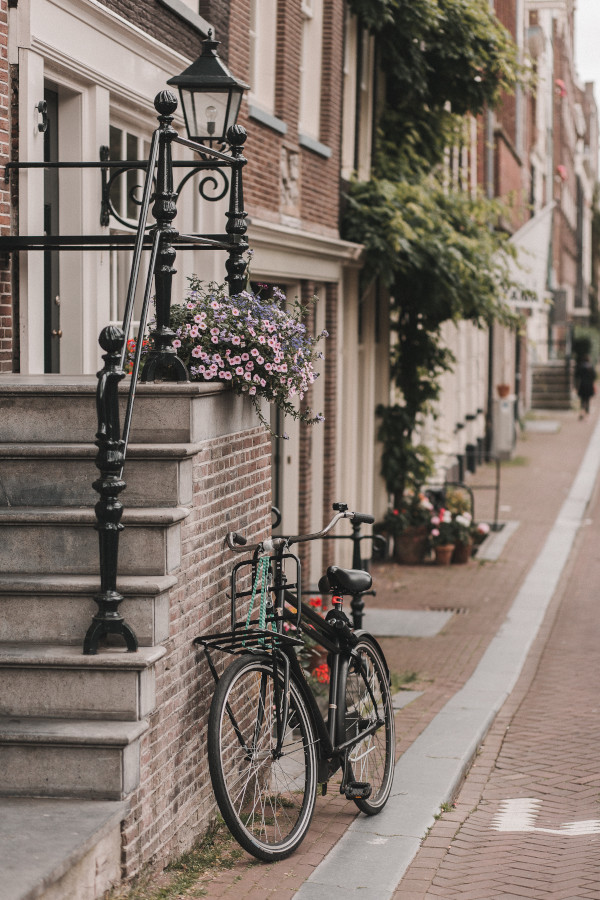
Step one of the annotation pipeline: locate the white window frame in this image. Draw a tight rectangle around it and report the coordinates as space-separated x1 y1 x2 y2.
248 0 277 117
299 0 323 141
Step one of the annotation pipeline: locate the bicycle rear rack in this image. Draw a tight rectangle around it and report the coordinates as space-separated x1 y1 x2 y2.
194 623 303 656
194 550 303 666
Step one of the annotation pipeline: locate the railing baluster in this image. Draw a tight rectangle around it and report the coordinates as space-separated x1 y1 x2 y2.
83 325 138 655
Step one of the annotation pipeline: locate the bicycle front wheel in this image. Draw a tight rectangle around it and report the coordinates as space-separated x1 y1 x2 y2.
337 635 395 814
208 653 318 861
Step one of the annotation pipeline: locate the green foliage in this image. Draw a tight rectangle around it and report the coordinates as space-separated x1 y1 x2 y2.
376 404 434 503
348 0 521 174
344 176 519 327
342 0 526 503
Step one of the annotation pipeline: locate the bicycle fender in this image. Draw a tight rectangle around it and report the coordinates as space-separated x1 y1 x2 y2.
351 631 390 680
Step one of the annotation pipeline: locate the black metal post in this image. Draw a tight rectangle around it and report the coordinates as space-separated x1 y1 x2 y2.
350 520 365 629
83 326 138 654
141 91 188 382
224 124 248 295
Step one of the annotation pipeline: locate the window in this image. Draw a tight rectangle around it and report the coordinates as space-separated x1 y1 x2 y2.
108 124 152 331
341 12 374 179
249 0 277 116
299 0 323 141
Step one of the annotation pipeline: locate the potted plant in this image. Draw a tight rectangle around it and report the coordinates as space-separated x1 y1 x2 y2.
379 491 434 564
451 512 474 564
472 520 491 546
429 508 456 565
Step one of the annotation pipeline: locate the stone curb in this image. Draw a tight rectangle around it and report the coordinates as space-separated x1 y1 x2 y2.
295 412 600 899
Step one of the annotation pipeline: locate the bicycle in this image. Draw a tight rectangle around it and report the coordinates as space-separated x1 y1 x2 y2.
194 503 395 861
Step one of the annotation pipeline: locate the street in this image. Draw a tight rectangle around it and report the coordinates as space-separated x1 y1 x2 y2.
189 404 600 899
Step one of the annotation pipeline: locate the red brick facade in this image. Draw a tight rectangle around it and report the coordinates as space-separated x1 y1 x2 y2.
229 0 343 234
122 424 272 875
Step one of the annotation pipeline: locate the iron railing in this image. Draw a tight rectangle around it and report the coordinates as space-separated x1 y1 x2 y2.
83 90 248 654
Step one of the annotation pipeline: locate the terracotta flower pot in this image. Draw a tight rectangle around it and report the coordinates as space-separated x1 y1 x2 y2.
452 540 473 564
434 544 455 565
496 384 511 398
393 526 429 565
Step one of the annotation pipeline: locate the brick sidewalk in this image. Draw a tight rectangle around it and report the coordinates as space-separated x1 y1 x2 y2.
186 408 598 899
396 410 600 898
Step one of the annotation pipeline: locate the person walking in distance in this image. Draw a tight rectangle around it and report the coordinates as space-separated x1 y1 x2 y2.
575 354 596 420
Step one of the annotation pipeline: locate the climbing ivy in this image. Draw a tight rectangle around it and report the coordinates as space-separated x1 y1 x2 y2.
342 0 524 503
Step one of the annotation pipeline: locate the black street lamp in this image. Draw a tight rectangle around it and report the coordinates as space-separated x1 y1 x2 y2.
167 31 249 145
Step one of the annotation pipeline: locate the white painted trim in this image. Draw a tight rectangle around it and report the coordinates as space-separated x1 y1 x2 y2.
248 218 363 283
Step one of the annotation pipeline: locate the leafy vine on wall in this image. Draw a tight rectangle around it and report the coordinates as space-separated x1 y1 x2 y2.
343 0 525 504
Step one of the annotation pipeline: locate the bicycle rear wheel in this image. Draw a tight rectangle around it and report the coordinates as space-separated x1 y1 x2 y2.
208 653 318 861
337 635 395 814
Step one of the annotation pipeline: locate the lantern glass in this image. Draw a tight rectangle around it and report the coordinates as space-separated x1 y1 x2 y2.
168 35 248 145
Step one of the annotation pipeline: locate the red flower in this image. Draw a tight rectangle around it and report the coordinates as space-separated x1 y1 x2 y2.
313 664 329 684
393 509 399 515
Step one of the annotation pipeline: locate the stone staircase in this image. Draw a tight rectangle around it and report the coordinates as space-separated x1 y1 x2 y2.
0 376 196 899
531 361 574 410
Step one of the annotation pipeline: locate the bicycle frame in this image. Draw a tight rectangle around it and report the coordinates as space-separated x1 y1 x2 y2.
289 597 385 773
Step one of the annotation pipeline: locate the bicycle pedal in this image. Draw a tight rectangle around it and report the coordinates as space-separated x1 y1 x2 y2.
344 781 372 801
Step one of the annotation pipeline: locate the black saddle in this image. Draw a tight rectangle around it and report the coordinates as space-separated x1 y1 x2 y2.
318 565 372 596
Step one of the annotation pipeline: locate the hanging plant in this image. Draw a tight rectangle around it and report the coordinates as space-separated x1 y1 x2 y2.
167 278 327 436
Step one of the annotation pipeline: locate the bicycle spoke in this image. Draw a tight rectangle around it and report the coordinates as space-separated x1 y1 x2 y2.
210 657 316 859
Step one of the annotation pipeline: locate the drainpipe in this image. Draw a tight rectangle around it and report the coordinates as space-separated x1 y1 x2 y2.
485 1 495 458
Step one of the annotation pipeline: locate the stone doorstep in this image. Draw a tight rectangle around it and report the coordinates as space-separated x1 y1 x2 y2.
0 643 166 721
0 441 203 459
0 797 127 900
0 718 148 799
0 506 189 577
0 574 176 646
0 444 200 509
0 506 190 525
0 377 260 444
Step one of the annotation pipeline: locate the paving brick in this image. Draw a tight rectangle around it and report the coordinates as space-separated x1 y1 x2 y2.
396 408 600 897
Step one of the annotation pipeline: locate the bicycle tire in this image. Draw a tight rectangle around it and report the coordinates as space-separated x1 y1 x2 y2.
336 634 395 815
207 653 318 861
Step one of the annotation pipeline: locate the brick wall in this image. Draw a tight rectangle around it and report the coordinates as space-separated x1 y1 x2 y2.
122 423 272 875
97 0 209 61
0 0 12 371
228 0 343 235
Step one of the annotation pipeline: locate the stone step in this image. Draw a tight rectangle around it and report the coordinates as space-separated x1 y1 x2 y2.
0 797 126 900
0 574 176 645
0 643 166 721
0 717 147 800
0 375 256 444
531 391 572 402
0 506 189 576
0 443 196 508
531 399 574 410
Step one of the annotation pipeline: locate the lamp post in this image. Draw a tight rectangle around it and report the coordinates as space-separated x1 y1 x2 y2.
167 31 249 147
87 52 249 651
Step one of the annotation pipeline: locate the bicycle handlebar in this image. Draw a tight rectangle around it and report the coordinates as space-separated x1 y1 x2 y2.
224 504 374 554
